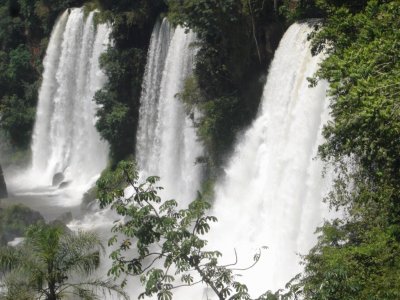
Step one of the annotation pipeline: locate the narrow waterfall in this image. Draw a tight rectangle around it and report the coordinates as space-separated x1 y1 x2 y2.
136 18 203 204
205 22 331 297
23 8 109 204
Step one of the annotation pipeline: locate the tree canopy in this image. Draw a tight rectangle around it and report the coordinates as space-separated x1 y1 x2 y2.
97 160 273 300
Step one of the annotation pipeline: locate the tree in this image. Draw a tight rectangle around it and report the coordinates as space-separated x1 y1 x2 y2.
0 223 127 300
97 160 268 300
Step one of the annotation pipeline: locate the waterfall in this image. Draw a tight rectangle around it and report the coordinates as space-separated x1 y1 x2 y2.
23 8 109 204
136 18 203 205
203 22 331 297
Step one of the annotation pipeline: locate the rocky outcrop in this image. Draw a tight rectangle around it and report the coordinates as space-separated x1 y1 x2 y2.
52 172 65 186
264 21 285 58
81 186 97 211
55 211 73 224
58 181 71 189
0 204 44 245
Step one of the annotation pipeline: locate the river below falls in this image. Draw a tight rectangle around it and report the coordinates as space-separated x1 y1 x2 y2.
1 189 83 222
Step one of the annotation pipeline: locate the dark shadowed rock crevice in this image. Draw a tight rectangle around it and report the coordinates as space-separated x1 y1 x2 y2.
0 165 7 199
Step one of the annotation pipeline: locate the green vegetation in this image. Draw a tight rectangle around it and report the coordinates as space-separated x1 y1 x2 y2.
0 222 126 300
97 160 271 300
169 0 284 170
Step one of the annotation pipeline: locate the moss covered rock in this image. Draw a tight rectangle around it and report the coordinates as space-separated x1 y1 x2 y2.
0 204 44 245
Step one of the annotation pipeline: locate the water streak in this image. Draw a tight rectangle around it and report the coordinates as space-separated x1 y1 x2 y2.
136 19 203 205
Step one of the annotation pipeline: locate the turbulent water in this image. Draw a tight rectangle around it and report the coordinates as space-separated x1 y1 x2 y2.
9 8 110 207
136 18 203 205
201 22 331 297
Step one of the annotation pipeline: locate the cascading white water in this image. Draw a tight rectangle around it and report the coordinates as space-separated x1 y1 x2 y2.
58 18 330 300
136 19 172 164
136 18 203 205
69 19 205 300
18 8 110 205
198 22 332 298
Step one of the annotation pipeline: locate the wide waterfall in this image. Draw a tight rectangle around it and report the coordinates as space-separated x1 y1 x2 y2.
5 12 332 299
202 22 331 297
136 18 203 204
12 8 110 206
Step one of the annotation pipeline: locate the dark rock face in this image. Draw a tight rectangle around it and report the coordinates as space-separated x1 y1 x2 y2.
0 204 44 245
81 186 97 211
55 211 73 224
52 172 65 186
264 21 285 58
58 181 71 189
0 165 8 199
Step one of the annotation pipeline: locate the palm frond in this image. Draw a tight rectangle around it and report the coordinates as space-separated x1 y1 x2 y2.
62 278 129 300
0 246 21 271
58 231 104 275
